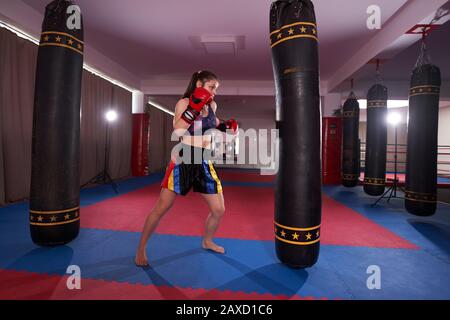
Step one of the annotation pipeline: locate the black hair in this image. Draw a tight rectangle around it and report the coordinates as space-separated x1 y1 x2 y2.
181 70 218 99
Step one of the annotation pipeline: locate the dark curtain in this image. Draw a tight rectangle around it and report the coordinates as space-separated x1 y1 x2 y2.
148 106 176 173
0 27 132 205
80 72 132 185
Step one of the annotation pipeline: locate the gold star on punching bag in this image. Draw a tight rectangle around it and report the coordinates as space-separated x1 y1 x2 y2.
300 26 307 33
55 36 62 42
292 232 299 240
288 28 294 35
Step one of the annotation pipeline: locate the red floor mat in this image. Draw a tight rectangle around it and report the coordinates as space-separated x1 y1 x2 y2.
81 185 417 249
0 269 326 300
218 170 275 183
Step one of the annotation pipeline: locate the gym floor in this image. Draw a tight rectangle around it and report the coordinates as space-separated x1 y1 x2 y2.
0 169 449 300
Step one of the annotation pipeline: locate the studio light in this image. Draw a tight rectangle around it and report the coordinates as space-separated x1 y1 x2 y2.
387 112 401 126
106 110 118 122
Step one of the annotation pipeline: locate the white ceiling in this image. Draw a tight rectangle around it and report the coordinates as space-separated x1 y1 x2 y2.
335 16 450 88
2 0 449 103
19 0 414 83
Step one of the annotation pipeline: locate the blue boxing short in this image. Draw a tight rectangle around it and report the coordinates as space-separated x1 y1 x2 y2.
160 146 222 196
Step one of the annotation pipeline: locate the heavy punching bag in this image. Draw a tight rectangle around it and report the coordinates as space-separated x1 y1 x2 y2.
30 0 84 245
270 0 321 268
131 114 150 177
363 84 387 196
405 49 440 216
342 92 360 187
322 117 342 185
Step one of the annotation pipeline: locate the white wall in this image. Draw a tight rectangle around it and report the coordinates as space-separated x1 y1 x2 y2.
438 106 450 177
146 94 450 175
146 95 277 170
359 122 408 173
360 104 450 175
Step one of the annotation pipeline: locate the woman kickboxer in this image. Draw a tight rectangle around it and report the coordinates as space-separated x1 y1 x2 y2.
135 70 238 267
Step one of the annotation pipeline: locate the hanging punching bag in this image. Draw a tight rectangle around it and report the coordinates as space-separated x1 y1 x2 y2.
342 93 360 187
270 0 321 268
30 0 84 245
405 63 440 216
364 84 387 196
322 117 342 185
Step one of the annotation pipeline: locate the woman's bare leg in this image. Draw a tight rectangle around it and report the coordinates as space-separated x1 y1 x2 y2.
201 192 226 253
135 188 177 266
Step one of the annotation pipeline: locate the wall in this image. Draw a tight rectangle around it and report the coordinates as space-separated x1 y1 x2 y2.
438 106 450 177
146 95 277 170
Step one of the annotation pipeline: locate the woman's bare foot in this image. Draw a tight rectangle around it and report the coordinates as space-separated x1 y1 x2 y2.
202 239 225 254
135 248 149 266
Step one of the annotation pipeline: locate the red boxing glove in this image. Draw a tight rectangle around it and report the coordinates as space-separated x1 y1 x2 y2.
181 87 213 124
217 118 239 134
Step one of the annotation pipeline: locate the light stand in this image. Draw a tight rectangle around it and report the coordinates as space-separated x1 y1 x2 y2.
372 112 402 207
81 110 118 193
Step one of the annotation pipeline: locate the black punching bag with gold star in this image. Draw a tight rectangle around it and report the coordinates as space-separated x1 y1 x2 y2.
405 63 440 216
363 84 387 196
342 93 360 187
30 0 83 245
270 0 321 268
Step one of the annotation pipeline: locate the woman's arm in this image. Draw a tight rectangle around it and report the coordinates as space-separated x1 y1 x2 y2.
172 99 191 136
213 101 239 134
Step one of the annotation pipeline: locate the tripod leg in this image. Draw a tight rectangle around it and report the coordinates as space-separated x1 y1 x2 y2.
104 171 118 193
371 186 393 207
81 172 105 189
387 183 396 203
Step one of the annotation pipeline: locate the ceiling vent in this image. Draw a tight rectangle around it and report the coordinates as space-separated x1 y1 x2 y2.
189 35 245 55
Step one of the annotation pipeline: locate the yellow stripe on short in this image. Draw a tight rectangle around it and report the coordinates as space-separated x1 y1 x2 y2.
168 169 174 191
208 161 222 193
